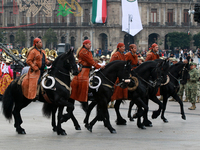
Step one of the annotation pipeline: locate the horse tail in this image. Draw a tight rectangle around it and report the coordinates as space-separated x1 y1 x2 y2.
42 103 53 118
2 82 14 120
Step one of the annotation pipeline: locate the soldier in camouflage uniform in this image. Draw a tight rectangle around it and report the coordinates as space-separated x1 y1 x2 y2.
178 83 188 101
196 68 200 103
187 62 199 110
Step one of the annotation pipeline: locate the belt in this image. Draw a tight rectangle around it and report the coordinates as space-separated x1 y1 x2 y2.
82 66 91 68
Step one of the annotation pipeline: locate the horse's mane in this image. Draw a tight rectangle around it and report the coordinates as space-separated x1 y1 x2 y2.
52 53 66 66
105 60 125 68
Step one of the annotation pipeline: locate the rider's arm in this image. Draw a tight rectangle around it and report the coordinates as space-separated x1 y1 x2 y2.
79 49 101 69
26 50 39 71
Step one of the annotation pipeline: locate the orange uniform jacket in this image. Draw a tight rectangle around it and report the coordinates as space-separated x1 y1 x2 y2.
145 51 160 61
22 48 49 99
125 52 138 69
70 47 101 102
110 51 128 101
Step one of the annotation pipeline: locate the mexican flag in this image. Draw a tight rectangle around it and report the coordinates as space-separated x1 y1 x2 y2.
92 0 107 24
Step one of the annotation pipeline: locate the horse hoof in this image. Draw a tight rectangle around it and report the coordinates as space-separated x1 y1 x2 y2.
17 129 26 134
163 119 168 123
116 119 127 125
75 126 81 130
139 126 146 129
110 130 117 134
85 124 92 132
57 130 67 135
52 127 57 132
129 117 134 121
145 124 153 127
182 115 186 120
152 112 159 119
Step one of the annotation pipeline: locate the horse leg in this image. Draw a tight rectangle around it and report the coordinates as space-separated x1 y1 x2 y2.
57 106 67 135
151 96 163 119
174 94 186 120
68 99 81 130
103 109 117 133
142 99 153 127
51 106 57 132
86 115 98 132
132 98 148 119
114 100 127 125
127 100 135 121
12 100 31 134
137 115 146 129
84 101 97 127
160 94 169 123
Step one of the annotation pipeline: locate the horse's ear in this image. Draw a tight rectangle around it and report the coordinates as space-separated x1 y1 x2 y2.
127 60 131 66
69 47 74 53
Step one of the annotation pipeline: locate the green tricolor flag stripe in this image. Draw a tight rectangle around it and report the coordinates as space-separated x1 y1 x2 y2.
92 0 107 24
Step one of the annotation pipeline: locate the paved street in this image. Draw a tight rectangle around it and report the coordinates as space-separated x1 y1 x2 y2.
1 99 200 150
0 56 200 150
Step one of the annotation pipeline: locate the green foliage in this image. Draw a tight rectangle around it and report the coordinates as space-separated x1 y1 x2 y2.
167 32 191 49
0 29 7 43
43 28 58 48
193 32 200 48
15 29 26 46
57 4 73 17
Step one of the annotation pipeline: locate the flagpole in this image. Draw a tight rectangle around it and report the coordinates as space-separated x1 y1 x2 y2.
128 14 133 45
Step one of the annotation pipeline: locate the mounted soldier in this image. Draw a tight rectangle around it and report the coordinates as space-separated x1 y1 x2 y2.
109 43 128 103
125 44 138 70
70 39 105 102
21 38 51 100
145 43 160 61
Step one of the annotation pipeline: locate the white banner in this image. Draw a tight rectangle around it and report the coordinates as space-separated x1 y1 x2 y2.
122 0 143 36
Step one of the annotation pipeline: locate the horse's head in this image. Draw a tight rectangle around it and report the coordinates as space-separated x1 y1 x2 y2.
151 59 170 87
179 62 190 85
66 48 79 76
52 48 79 76
118 61 132 88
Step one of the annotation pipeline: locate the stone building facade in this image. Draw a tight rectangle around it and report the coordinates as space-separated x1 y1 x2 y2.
0 0 199 51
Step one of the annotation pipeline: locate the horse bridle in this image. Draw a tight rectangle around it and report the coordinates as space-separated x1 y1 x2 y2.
134 63 162 88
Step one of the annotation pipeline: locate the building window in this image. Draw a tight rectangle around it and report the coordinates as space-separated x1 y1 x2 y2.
151 9 157 23
0 14 2 25
38 11 42 23
167 9 173 23
83 9 90 22
184 9 189 23
70 14 76 23
61 16 66 23
54 11 58 23
71 37 75 47
46 17 50 23
10 12 13 24
22 11 26 24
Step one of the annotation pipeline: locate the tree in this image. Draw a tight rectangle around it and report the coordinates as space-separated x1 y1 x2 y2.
43 28 58 49
0 29 7 43
193 32 200 48
15 29 27 47
167 32 192 49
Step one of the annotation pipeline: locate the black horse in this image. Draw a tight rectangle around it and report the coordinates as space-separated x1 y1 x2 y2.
152 61 190 122
42 60 131 134
114 59 170 129
2 49 79 135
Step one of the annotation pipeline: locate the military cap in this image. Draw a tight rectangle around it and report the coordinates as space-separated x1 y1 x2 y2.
190 62 197 66
172 58 178 62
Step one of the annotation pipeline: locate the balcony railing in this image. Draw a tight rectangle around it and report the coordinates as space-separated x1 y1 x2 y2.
165 22 176 26
181 22 191 26
149 22 160 26
165 0 178 2
7 24 15 27
82 22 90 26
148 0 161 2
181 0 192 2
68 22 77 26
